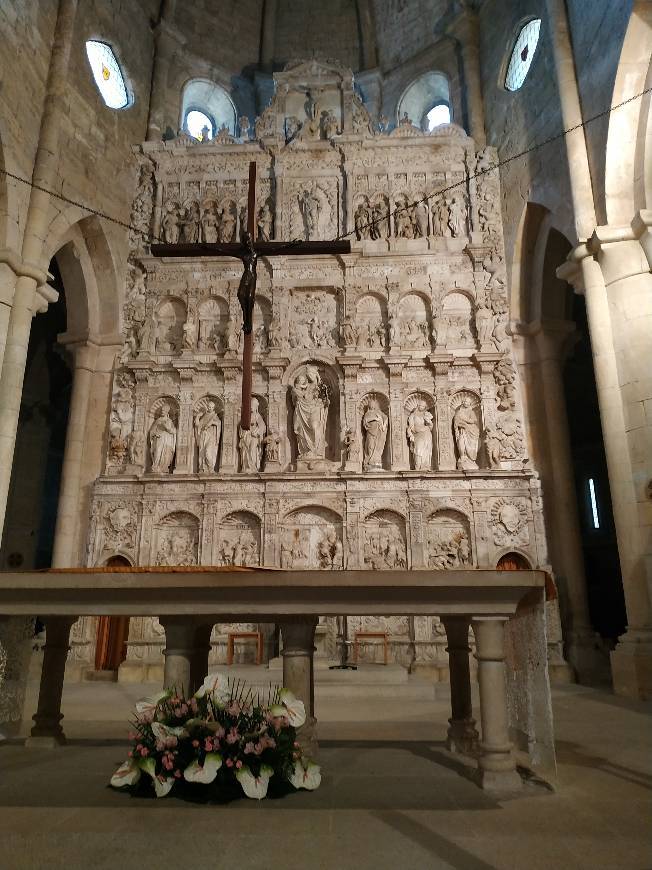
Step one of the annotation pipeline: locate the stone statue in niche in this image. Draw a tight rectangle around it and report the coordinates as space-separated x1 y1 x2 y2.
310 317 335 348
432 314 448 348
257 201 274 241
218 203 237 243
137 314 156 354
395 203 414 239
453 397 480 470
317 528 343 570
402 318 429 349
161 200 182 244
298 188 321 240
181 201 201 243
238 204 248 241
281 531 307 568
355 200 372 240
323 110 340 139
254 323 268 352
447 194 467 238
431 197 449 237
182 315 196 351
149 403 177 473
292 366 329 460
263 430 280 465
388 314 400 347
224 318 240 353
194 401 221 473
109 378 134 465
268 317 282 349
340 315 358 347
406 397 434 470
362 397 388 471
342 427 360 464
411 201 428 238
285 115 301 142
128 431 144 466
475 296 495 347
120 325 138 363
239 398 266 472
485 425 502 468
201 203 219 243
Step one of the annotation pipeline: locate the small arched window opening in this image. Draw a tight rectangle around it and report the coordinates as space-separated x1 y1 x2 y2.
426 102 452 131
185 109 214 141
85 40 130 109
180 79 237 137
504 19 542 92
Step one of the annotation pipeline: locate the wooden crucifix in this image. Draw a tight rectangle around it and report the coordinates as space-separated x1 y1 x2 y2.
151 162 350 430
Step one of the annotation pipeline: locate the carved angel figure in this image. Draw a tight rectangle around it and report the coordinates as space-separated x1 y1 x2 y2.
149 404 177 473
406 398 434 470
161 200 181 244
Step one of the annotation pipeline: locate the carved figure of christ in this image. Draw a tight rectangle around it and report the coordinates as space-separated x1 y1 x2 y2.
151 162 350 430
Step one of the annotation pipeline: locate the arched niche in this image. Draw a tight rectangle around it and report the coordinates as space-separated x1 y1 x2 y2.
426 509 472 569
398 292 431 350
253 296 272 352
286 361 341 467
180 78 237 137
238 393 267 473
147 396 179 474
197 296 229 351
359 391 391 471
155 296 186 353
192 395 223 473
154 511 199 566
440 291 474 349
496 550 531 570
279 505 343 570
288 287 340 350
216 510 261 566
216 198 238 242
397 71 452 131
404 391 437 471
450 389 483 470
354 293 388 350
362 509 407 569
94 554 131 671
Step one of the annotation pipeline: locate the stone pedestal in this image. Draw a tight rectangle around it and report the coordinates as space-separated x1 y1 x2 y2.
281 618 318 758
26 617 76 748
472 616 522 792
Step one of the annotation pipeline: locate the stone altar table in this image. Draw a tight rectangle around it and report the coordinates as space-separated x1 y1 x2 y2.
0 567 553 792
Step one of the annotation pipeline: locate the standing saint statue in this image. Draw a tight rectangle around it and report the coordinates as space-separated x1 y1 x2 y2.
362 397 388 471
194 400 221 472
406 399 434 470
239 397 266 472
292 366 329 460
149 403 177 473
453 396 480 469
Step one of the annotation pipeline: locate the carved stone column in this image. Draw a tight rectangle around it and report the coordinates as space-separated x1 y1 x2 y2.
474 352 501 448
159 617 214 696
472 616 521 791
281 618 318 758
26 616 77 748
442 616 479 755
387 358 409 469
263 496 280 566
345 495 362 568
339 357 363 470
262 361 288 470
408 497 425 567
173 376 193 473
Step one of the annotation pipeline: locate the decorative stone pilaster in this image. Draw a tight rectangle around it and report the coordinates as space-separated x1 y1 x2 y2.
408 496 426 568
219 367 239 472
387 357 409 469
173 373 194 473
263 360 288 470
263 496 280 566
339 356 363 470
345 495 362 568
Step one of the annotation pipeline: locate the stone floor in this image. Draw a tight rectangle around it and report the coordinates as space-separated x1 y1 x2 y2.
0 674 650 870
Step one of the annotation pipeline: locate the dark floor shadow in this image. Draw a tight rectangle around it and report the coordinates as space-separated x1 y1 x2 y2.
554 684 652 716
373 810 499 870
555 739 652 791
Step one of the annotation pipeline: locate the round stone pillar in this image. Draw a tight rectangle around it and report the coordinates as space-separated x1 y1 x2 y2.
27 616 76 748
281 618 318 758
442 615 478 755
160 617 214 697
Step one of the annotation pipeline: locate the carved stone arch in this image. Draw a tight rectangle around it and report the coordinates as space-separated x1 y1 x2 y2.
450 389 483 470
285 360 341 467
192 394 223 473
440 290 475 350
496 548 532 570
154 295 186 353
216 510 261 567
358 391 391 471
425 508 472 569
362 508 408 570
279 505 344 570
404 391 437 470
154 510 199 566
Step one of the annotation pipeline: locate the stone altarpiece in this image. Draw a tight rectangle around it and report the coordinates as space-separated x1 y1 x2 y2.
76 60 554 679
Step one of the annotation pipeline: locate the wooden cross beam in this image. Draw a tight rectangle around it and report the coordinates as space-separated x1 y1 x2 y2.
151 162 351 430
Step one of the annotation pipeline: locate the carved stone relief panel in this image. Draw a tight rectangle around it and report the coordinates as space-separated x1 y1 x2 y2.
362 509 408 569
398 292 431 351
153 511 199 566
279 506 344 569
197 296 229 352
289 288 339 350
215 510 261 567
354 293 387 350
426 509 472 568
154 297 186 354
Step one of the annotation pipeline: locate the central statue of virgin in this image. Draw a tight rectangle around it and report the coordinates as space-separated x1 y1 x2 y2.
292 365 330 460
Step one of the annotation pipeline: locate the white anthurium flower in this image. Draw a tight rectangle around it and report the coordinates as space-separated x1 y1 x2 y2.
279 689 306 728
138 757 157 780
236 764 273 800
289 759 321 791
110 760 141 788
153 776 175 798
135 690 170 718
269 704 287 719
151 721 188 742
183 753 223 784
194 672 231 704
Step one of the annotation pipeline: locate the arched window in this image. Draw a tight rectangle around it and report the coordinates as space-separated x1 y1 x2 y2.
85 40 130 109
180 79 237 138
426 102 452 131
185 109 214 141
504 19 542 92
397 72 452 133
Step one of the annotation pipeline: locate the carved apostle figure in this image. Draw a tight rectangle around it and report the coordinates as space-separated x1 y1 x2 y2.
201 204 219 243
161 200 181 244
412 201 428 238
453 397 480 469
362 397 388 471
257 201 273 241
341 315 358 347
137 314 156 354
354 201 371 240
239 398 266 472
109 385 134 462
181 201 201 244
299 188 320 240
431 197 449 237
475 298 494 347
194 401 221 472
448 194 467 238
406 399 434 470
218 204 237 242
182 315 197 350
149 403 177 472
388 314 400 347
292 366 329 460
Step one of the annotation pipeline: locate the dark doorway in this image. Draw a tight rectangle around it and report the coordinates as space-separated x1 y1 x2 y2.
0 257 72 570
94 556 131 671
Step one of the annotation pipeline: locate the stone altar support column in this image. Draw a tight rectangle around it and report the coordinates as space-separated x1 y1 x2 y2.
472 616 521 791
27 616 76 747
442 616 478 755
0 0 79 546
281 618 318 758
51 341 99 567
160 617 214 696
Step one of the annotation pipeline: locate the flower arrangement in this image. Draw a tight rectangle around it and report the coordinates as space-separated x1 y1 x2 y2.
109 672 321 800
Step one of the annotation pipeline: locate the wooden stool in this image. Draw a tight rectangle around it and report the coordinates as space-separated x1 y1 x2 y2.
227 631 263 665
353 631 389 665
